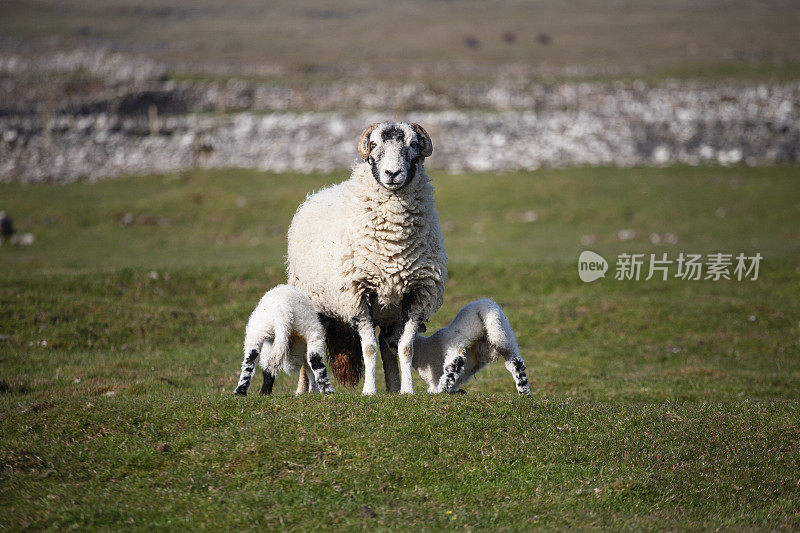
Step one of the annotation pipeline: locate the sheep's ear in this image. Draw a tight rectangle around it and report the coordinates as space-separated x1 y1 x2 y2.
410 123 433 157
358 123 380 160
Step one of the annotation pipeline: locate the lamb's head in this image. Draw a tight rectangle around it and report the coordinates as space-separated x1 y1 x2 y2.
358 121 433 191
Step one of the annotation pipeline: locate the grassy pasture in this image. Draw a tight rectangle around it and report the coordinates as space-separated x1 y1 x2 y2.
1 166 799 529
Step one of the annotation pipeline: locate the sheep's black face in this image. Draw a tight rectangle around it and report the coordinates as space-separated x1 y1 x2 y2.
360 122 433 192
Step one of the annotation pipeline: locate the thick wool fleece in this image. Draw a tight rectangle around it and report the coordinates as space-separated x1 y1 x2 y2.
412 299 531 396
287 161 447 386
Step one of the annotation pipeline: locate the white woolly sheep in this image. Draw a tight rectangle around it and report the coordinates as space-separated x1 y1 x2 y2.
287 121 447 395
234 284 334 396
412 299 531 395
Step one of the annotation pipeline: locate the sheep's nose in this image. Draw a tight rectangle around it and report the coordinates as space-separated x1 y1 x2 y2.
384 169 401 179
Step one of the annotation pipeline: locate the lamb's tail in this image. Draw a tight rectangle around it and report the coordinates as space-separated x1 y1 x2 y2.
269 319 293 374
323 317 363 388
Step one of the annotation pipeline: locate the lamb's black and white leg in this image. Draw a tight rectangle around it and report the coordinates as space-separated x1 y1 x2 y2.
234 347 260 396
453 358 488 392
437 346 468 394
501 350 531 396
379 323 401 393
306 364 320 393
354 296 380 395
259 369 276 395
306 335 335 394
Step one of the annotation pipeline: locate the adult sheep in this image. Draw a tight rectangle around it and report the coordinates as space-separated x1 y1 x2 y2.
287 121 447 395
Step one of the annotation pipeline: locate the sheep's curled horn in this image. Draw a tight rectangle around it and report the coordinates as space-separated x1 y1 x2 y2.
358 123 380 161
357 122 434 160
410 123 433 157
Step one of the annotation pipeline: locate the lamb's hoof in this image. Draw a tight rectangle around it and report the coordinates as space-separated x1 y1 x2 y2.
454 389 467 395
233 387 248 396
320 386 336 395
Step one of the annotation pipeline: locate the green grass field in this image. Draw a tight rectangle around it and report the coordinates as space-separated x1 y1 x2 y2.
2 166 799 529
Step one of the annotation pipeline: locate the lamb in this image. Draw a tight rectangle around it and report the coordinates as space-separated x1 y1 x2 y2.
412 299 531 395
287 121 447 395
233 284 335 396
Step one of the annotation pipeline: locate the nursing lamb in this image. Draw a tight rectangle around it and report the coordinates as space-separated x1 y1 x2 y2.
412 299 531 395
233 284 335 396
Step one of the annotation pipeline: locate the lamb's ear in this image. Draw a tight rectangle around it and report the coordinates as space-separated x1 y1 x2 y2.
410 123 433 157
358 123 380 160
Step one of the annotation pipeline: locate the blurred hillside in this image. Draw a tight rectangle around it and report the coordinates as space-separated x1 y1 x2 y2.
4 0 800 78
2 1 799 182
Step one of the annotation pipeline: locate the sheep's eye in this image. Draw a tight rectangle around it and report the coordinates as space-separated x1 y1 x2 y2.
369 141 377 149
410 141 420 149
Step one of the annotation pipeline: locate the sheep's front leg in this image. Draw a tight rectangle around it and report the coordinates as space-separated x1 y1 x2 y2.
398 293 425 394
397 319 420 394
354 299 380 395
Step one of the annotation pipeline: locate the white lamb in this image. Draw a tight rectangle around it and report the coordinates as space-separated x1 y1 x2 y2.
287 122 447 395
233 285 335 396
412 299 531 395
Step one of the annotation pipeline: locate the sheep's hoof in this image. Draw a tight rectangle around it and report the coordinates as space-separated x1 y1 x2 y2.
233 388 248 396
454 389 467 395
